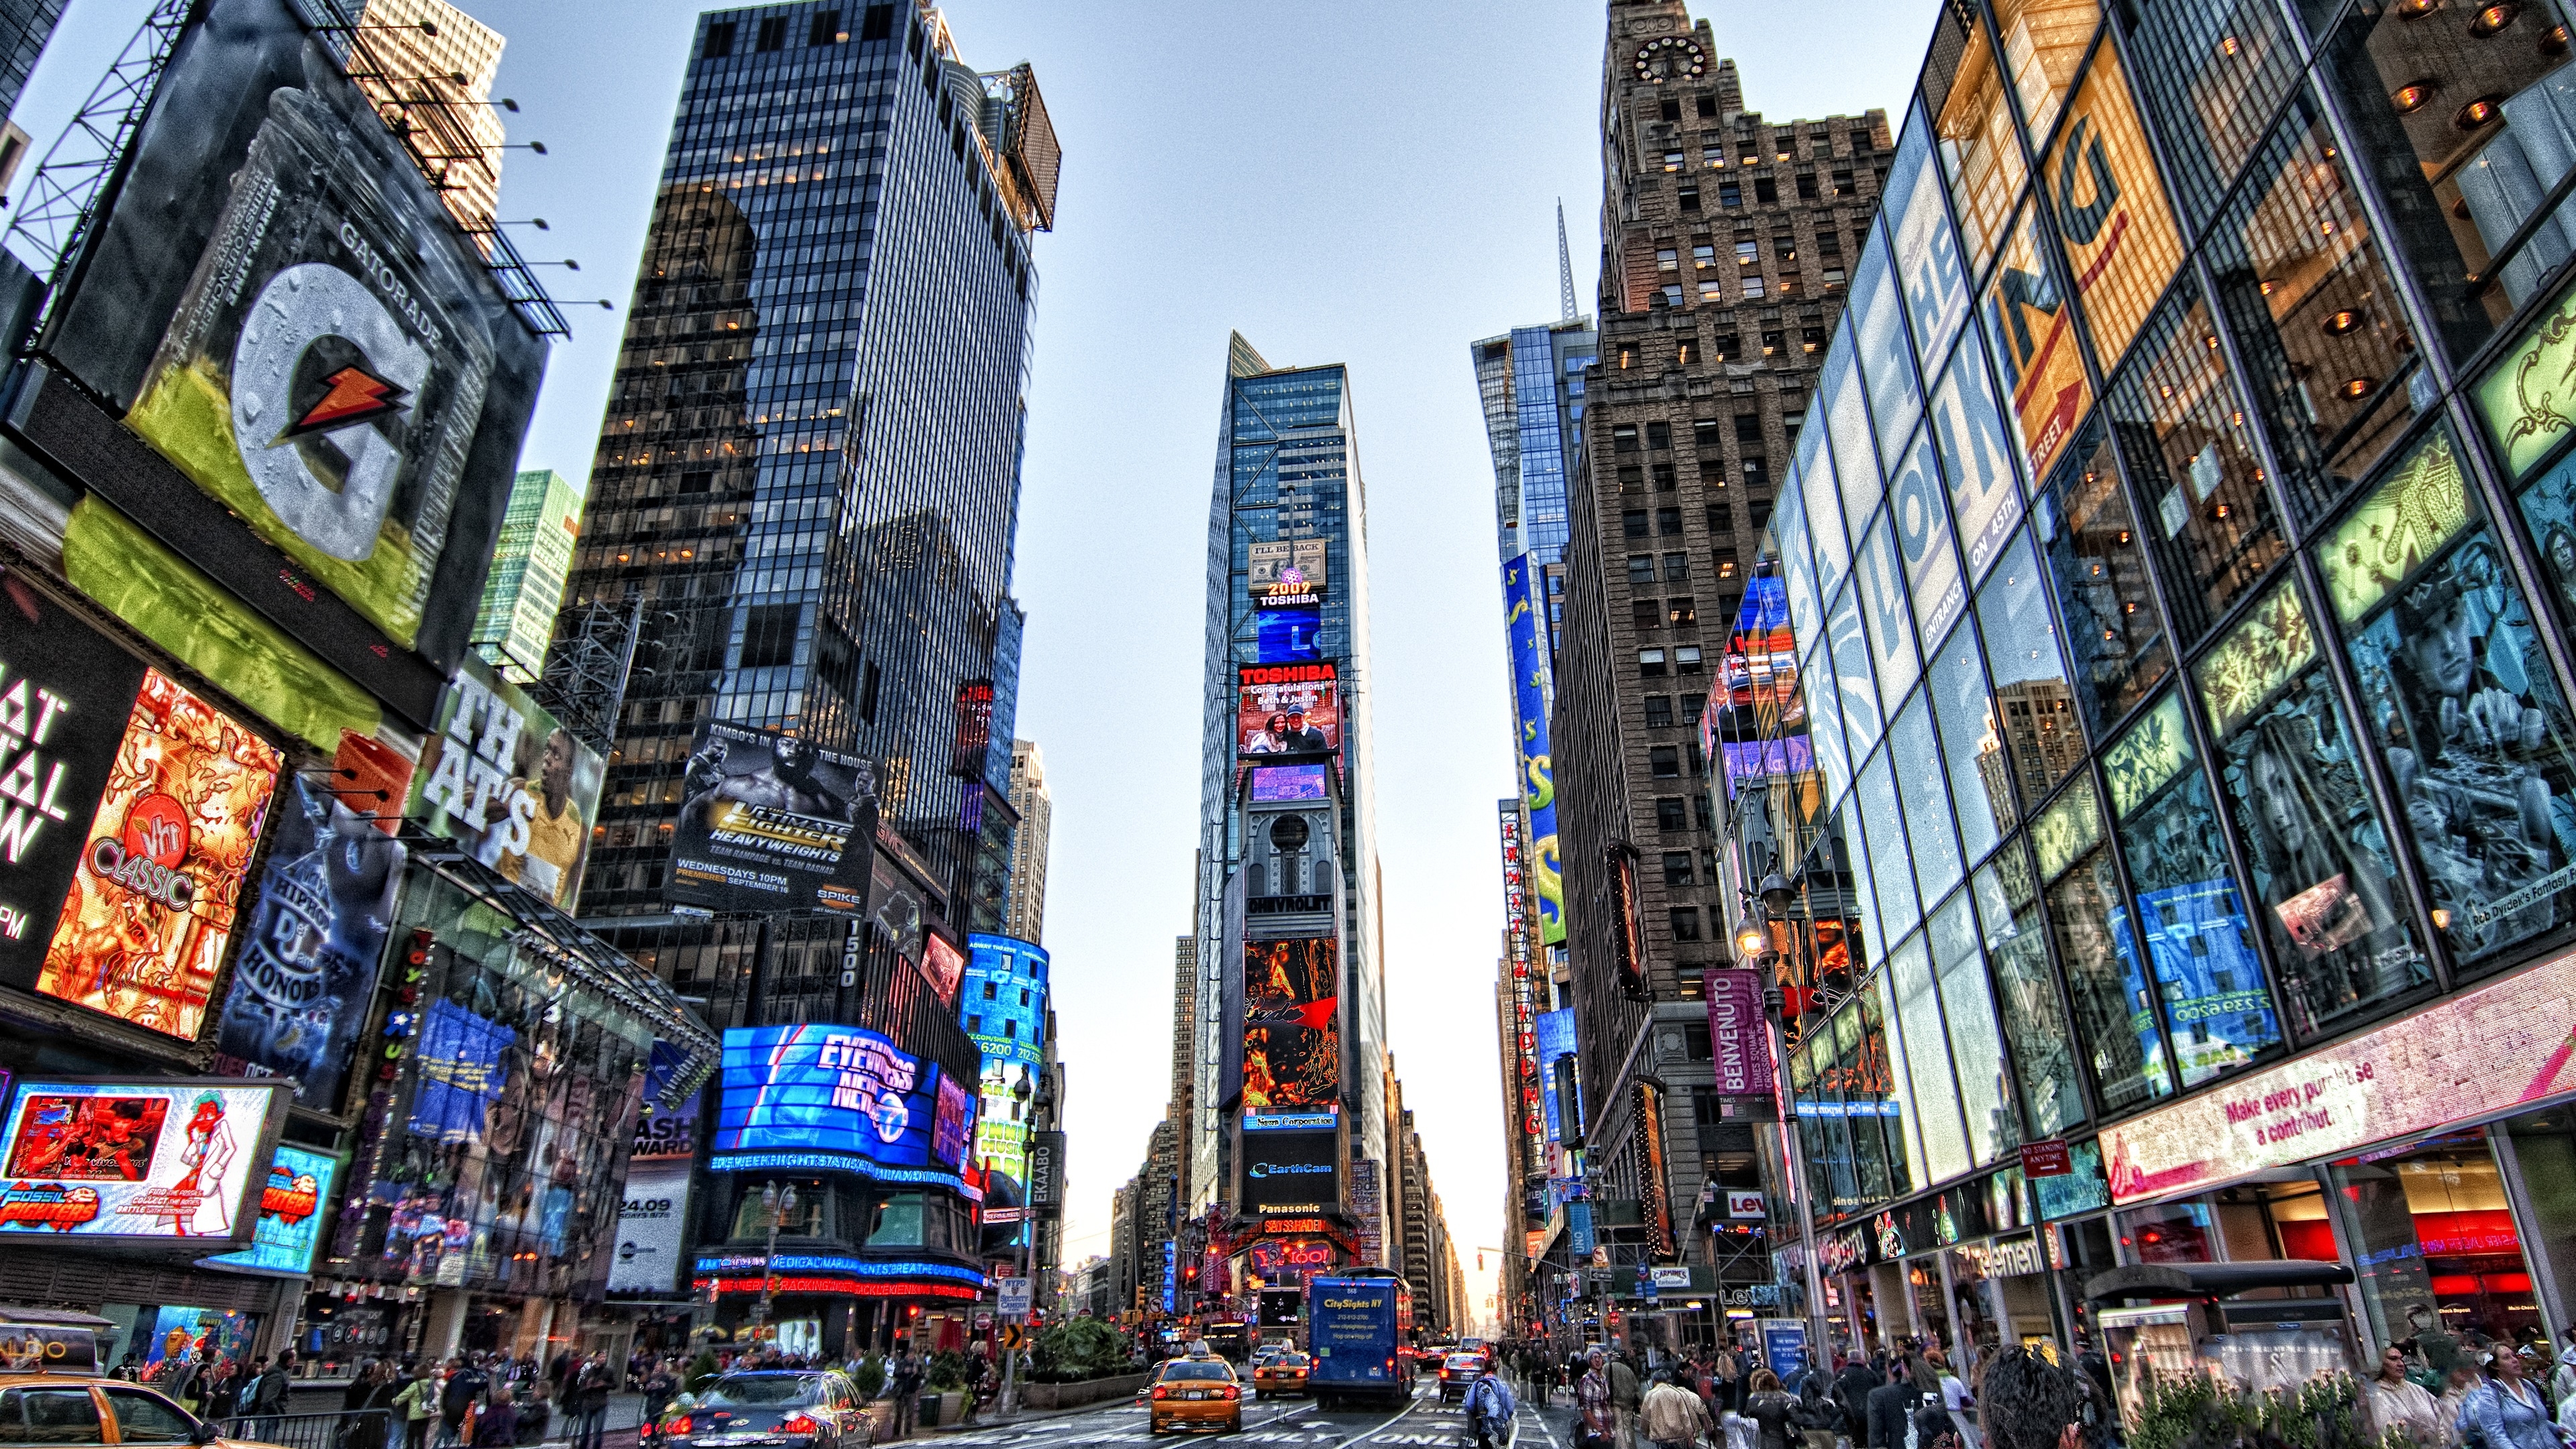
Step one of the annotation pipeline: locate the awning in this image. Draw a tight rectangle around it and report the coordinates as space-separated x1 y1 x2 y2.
2084 1260 2355 1302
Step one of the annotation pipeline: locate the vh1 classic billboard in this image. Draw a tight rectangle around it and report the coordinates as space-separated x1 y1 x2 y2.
1236 663 1340 757
33 0 547 674
0 1079 288 1246
667 722 877 916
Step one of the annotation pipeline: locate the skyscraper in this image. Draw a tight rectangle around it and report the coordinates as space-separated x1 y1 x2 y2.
472 468 582 683
1196 336 1387 1268
1004 737 1053 943
345 0 510 229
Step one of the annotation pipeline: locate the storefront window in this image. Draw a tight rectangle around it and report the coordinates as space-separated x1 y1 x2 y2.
1862 985 1916 1197
2106 278 2286 649
2193 576 2434 1039
1858 230 1927 462
2330 1131 2539 1353
1996 0 2102 145
2044 42 2188 374
1933 889 2023 1165
1862 747 1924 940
731 1179 828 1239
1978 839 2089 1136
2315 0 2573 345
1896 426 1970 651
1986 203 2096 485
2513 441 2576 637
2504 1108 2576 1344
1978 531 2088 800
1894 932 1975 1184
1933 625 2015 860
2037 416 2175 737
1859 514 1925 710
1931 325 2029 587
1896 693 1968 902
2118 0 2302 229
2316 425 2576 967
2037 777 2178 1109
2117 1199 2218 1260
1829 323 1885 531
1891 107 1974 370
2210 89 2430 528
1877 964 1930 1189
1933 12 2033 275
2104 693 2285 1085
865 1193 926 1247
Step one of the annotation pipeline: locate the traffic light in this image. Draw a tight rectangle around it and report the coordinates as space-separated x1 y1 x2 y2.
1135 1285 1148 1311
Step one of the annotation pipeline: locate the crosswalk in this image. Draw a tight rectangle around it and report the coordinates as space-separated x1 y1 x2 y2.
920 1384 1553 1449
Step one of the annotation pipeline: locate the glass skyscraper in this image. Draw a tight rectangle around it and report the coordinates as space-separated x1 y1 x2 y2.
1475 318 1599 570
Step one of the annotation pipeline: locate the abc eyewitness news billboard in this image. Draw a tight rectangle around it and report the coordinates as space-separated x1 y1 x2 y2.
34 0 547 677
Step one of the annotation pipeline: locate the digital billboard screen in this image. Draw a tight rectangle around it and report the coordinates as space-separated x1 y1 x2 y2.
1254 610 1322 663
1249 539 1328 610
963 934 1049 1067
1503 553 1566 946
407 655 602 912
1243 1130 1338 1212
35 0 549 672
711 1024 973 1177
1236 664 1340 757
630 1038 702 1163
0 1079 288 1246
605 1160 691 1294
35 669 283 1041
203 1142 334 1275
1241 938 1339 1114
1249 765 1329 803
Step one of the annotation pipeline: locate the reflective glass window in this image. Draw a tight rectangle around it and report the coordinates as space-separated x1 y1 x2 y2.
1805 640 1856 802
2315 0 2572 353
2318 425 2576 968
2037 415 2173 737
1934 13 2034 274
2118 0 2301 228
1829 580 1885 757
2035 775 2175 1109
2106 277 2283 649
1856 513 1923 710
1984 203 2094 486
2104 693 2284 1085
1800 409 1852 599
1895 692 1968 904
1894 425 1969 649
1779 470 1821 635
1889 106 1974 368
1976 839 2088 1134
2210 90 2430 527
1859 985 1914 1195
1874 963 1929 1187
1838 1006 1896 1203
1977 530 2087 800
2516 429 2576 636
1862 746 1923 939
1932 621 2015 860
2194 577 2433 1039
1826 325 1883 531
1856 232 1926 462
1995 0 2102 144
1837 796 1886 971
1931 889 2019 1164
1892 931 1973 1183
1931 324 2028 586
2041 42 2188 373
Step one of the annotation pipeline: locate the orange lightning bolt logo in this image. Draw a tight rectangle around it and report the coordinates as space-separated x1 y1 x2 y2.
284 364 409 438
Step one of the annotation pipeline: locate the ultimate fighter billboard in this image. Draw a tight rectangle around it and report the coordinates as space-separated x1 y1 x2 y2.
666 722 877 916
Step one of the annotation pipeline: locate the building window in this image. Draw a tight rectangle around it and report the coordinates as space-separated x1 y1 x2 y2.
1676 644 1704 673
1694 794 1714 830
1709 502 1735 531
1754 176 1778 203
1703 146 1725 169
1742 275 1766 299
1698 95 1719 118
1699 280 1727 303
1711 333 1740 360
1679 187 1701 213
1633 599 1662 631
1682 693 1706 726
1668 598 1697 625
809 9 842 44
1832 168 1856 196
1650 745 1682 777
1719 182 1742 207
1613 424 1640 452
1619 466 1646 491
1623 509 1650 539
1661 284 1685 307
1656 797 1689 832
1743 455 1769 487
1640 648 1669 677
1849 128 1872 152
704 20 737 56
755 15 789 50
1693 244 1717 270
1657 248 1680 272
1762 329 1785 355
1663 152 1684 172
1715 551 1739 580
1627 554 1658 584
1662 849 1695 885
1656 506 1683 535
1796 172 1819 200
1660 97 1682 121
1645 696 1676 729
1646 421 1670 449
1670 908 1704 941
1662 551 1690 581
1653 464 1678 491
1682 1020 1714 1058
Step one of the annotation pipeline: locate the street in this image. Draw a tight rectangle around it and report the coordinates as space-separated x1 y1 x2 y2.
919 1381 1573 1449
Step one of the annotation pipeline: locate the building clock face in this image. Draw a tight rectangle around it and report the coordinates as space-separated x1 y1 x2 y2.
1632 35 1707 83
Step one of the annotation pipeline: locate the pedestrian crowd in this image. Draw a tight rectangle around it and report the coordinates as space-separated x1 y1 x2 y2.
111 1345 632 1449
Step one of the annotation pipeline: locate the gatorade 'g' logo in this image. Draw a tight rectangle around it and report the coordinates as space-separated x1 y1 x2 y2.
229 262 430 561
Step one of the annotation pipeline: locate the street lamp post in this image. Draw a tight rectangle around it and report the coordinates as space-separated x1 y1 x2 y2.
997 1073 1040 1419
1735 875 1829 1365
759 1180 798 1346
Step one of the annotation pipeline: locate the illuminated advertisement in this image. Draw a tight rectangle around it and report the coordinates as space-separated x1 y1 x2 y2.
1499 806 1544 1176
408 655 601 910
205 1143 335 1275
665 721 877 916
631 1039 702 1162
407 999 513 1145
951 681 995 780
1984 205 2092 485
1241 938 1339 1113
922 932 965 1007
0 590 152 1000
1250 539 1328 610
35 670 283 1041
1244 1130 1338 1212
1609 843 1648 1002
975 1059 1036 1183
1705 969 1775 1097
0 1079 287 1244
1504 552 1566 945
2042 44 2184 374
1236 663 1340 756
710 1024 973 1177
1536 1010 1577 1142
1250 765 1329 803
963 934 1049 1068
2102 947 2576 1202
213 771 405 1110
1635 1081 1674 1259
38 0 547 665
1255 610 1322 663
605 1160 691 1293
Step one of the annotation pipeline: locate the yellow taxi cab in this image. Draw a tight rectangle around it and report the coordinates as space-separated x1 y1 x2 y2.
0 1312 286 1449
1248 1352 1308 1400
1146 1356 1242 1435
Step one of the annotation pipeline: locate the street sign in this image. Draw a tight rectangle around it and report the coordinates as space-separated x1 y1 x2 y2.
2020 1140 2072 1177
998 1276 1033 1320
1651 1266 1693 1289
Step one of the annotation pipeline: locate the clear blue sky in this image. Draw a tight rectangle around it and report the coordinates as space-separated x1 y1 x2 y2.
14 0 1938 1329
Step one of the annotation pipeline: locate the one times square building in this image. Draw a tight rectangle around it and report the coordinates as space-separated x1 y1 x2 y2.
561 0 1059 1352
1699 0 2576 1396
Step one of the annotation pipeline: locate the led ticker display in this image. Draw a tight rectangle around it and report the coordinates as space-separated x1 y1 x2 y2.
1241 938 1339 1114
0 1079 288 1245
1236 664 1340 757
712 1024 973 1177
205 1143 335 1275
36 669 283 1040
1250 765 1330 803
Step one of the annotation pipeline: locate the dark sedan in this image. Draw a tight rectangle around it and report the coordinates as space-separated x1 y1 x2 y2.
647 1372 866 1449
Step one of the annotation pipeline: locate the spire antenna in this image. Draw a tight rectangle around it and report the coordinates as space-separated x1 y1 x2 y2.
1557 198 1578 322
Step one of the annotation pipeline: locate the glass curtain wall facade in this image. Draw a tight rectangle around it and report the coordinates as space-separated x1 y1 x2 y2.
1717 0 2576 1369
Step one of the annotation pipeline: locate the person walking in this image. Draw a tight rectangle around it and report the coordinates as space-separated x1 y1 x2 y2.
343 1361 394 1449
1835 1356 1880 1449
888 1350 923 1440
2367 1345 2446 1449
1580 1351 1617 1449
1927 1352 1979 1449
1642 1370 1711 1449
1713 1344 1742 1416
471 1383 517 1449
1468 1364 1521 1449
1863 1360 1914 1449
249 1357 290 1442
570 1355 613 1449
1741 1371 1803 1449
392 1365 438 1449
1610 1350 1645 1449
439 1356 487 1449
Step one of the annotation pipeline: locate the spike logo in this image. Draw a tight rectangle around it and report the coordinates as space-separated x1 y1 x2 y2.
284 364 409 439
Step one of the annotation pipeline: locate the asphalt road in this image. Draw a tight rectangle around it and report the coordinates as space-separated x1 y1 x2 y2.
918 1381 1580 1449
